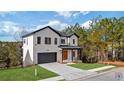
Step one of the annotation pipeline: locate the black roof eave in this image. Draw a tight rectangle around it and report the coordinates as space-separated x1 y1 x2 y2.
22 26 61 38
69 33 79 38
60 47 82 49
22 26 79 38
58 45 82 49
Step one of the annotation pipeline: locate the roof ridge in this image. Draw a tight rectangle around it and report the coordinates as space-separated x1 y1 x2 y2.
22 26 79 38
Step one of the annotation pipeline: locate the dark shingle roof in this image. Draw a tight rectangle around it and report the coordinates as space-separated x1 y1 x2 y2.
57 32 70 37
22 26 79 38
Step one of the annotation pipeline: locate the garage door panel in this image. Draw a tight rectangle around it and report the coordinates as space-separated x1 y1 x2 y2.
38 52 57 64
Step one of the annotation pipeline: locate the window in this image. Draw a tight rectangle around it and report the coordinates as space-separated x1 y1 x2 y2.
45 37 51 44
73 39 75 44
54 38 57 45
23 39 26 44
23 38 28 45
61 39 65 44
37 37 41 44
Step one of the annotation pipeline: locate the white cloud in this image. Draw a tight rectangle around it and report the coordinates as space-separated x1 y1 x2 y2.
0 21 22 34
56 11 73 18
81 20 92 29
73 13 79 17
80 11 90 15
34 20 68 30
56 11 90 18
0 21 29 41
73 11 90 18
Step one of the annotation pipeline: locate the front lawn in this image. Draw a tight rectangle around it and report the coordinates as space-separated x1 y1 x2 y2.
0 65 58 81
69 63 109 70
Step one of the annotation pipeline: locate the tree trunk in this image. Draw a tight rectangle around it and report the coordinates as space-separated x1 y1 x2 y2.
112 42 114 61
123 48 124 61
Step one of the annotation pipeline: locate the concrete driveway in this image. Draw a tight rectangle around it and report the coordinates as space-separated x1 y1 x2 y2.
39 63 97 80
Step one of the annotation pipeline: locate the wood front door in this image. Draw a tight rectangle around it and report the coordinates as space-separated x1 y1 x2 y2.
63 50 68 60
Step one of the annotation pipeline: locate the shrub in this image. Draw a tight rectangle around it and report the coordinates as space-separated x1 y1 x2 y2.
0 42 22 68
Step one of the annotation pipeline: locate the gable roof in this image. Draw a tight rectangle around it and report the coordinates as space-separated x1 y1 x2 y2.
22 26 79 38
22 26 61 38
69 33 79 38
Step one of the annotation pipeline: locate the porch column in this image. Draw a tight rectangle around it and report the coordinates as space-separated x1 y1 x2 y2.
71 49 73 62
62 49 63 63
80 49 82 60
78 49 79 60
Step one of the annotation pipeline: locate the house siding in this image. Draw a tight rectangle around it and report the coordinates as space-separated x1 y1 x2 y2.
33 28 62 64
69 35 78 46
22 26 80 66
22 35 34 66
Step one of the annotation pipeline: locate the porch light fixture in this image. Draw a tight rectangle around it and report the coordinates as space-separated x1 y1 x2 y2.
59 48 62 51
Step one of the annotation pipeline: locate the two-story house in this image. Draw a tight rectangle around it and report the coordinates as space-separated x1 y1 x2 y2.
22 26 82 66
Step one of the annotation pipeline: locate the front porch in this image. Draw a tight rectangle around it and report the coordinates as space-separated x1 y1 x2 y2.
59 45 82 63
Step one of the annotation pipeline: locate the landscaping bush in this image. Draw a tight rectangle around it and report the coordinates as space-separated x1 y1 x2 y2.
0 60 7 68
0 42 22 68
82 56 98 63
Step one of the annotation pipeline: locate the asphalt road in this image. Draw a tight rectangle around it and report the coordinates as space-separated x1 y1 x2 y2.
79 67 124 81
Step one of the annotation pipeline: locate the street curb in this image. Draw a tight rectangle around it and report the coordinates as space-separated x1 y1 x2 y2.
41 76 65 81
88 65 116 72
76 67 118 80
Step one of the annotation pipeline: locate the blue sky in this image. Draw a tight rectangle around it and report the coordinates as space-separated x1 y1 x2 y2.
0 11 124 41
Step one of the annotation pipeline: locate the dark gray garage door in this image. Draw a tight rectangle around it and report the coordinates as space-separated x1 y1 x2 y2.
38 52 57 64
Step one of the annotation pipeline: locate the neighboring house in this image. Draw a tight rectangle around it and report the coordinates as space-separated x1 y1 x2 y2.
22 26 82 66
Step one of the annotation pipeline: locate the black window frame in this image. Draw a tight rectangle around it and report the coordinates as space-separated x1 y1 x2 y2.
23 39 26 44
61 39 65 44
37 37 41 44
73 39 75 44
54 38 57 45
45 37 51 44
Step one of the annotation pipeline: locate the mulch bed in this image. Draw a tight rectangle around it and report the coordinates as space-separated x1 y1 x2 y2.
99 61 124 67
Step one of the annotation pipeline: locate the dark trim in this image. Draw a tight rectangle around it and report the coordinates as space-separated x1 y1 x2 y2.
69 33 79 38
37 36 41 44
45 37 51 44
54 38 58 45
22 26 61 38
22 26 79 38
61 39 65 44
58 45 82 49
73 39 75 44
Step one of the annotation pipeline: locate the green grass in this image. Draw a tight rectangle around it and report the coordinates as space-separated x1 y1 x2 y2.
0 65 58 81
69 63 109 70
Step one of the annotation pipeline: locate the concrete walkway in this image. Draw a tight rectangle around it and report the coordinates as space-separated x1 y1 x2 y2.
39 63 97 80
